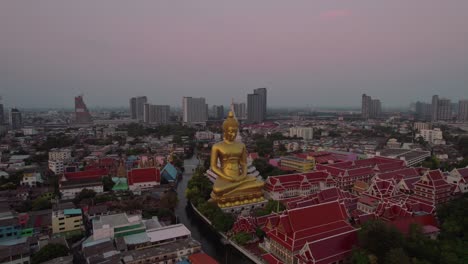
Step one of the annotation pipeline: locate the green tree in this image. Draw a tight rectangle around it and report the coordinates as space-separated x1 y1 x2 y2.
384 248 410 264
357 220 403 261
160 189 178 210
102 176 115 192
31 244 69 264
73 189 97 205
213 211 234 232
31 197 52 211
232 232 252 245
351 249 370 264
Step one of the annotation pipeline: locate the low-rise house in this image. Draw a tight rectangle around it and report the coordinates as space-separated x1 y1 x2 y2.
20 172 43 187
51 208 83 238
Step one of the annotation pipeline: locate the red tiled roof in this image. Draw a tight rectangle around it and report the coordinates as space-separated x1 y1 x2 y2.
262 253 284 264
457 167 468 180
127 167 160 185
296 229 357 264
265 201 355 252
390 215 438 235
64 169 108 180
188 253 219 264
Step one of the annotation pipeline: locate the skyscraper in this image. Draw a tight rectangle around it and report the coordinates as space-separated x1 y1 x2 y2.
247 88 267 123
182 97 208 124
144 104 170 124
431 95 451 121
361 94 381 119
74 95 92 124
130 97 137 119
415 101 432 121
0 102 4 124
9 108 22 130
458 100 468 122
232 102 247 120
212 105 224 120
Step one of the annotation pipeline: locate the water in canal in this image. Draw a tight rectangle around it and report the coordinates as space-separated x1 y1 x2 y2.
175 154 254 264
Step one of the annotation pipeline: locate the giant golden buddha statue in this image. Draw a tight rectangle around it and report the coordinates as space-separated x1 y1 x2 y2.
210 111 264 208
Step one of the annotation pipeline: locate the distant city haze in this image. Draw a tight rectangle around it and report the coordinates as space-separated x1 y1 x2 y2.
1 1 467 108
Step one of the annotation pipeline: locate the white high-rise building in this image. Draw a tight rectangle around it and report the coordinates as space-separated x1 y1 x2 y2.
130 96 147 121
418 128 444 144
182 97 208 124
289 127 314 140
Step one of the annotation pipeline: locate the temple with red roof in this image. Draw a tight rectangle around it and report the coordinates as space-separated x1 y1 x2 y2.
60 169 108 199
410 170 453 206
316 157 406 191
264 171 334 200
261 201 358 264
127 167 161 192
447 167 468 194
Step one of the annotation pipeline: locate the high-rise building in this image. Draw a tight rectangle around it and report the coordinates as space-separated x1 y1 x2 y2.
130 96 147 121
431 95 451 121
9 108 22 130
415 101 432 121
458 100 468 122
361 94 381 119
0 96 4 124
182 97 208 124
130 97 137 119
247 88 267 123
74 95 92 124
211 105 224 120
232 102 247 120
289 127 314 140
144 104 170 124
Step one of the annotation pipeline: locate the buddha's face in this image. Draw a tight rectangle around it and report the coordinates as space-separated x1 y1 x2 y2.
224 126 238 142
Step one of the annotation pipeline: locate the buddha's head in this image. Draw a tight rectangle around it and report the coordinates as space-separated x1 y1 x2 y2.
223 111 239 142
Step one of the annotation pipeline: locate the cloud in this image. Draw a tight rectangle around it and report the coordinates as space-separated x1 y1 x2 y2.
319 9 351 20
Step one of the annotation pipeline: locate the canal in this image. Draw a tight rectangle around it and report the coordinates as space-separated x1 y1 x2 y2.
174 153 254 264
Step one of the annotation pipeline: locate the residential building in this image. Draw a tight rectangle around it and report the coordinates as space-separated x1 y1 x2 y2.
386 138 401 149
0 101 4 124
261 201 358 264
211 105 224 120
48 160 65 175
130 96 147 121
279 156 315 172
414 122 432 131
415 101 432 121
52 208 83 238
130 97 137 119
264 171 333 200
20 172 43 187
182 97 208 124
418 128 444 144
9 108 22 130
75 95 92 124
431 95 452 121
49 148 72 162
144 104 170 124
289 127 313 140
458 100 468 122
247 88 267 123
127 167 160 192
232 102 247 120
361 94 381 119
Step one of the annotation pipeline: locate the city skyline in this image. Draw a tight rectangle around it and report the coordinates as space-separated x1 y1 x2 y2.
1 1 468 108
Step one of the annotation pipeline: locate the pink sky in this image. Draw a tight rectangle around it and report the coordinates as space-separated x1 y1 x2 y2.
1 1 467 108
